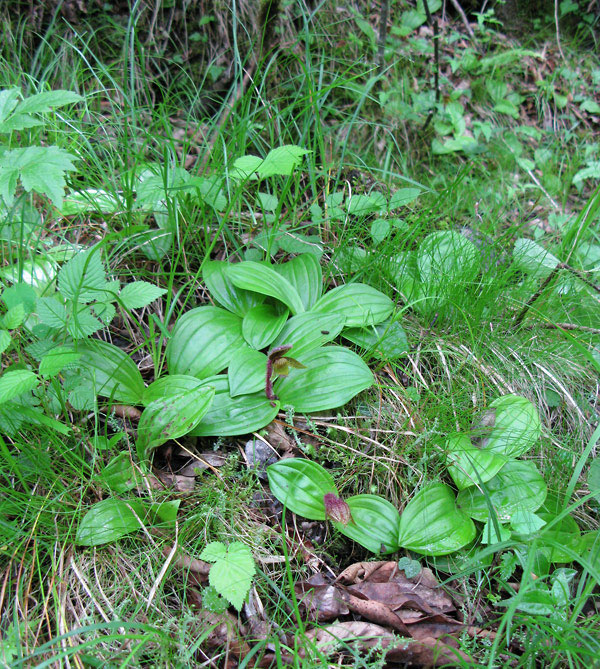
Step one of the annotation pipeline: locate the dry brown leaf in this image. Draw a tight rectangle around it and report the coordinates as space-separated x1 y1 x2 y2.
295 574 349 622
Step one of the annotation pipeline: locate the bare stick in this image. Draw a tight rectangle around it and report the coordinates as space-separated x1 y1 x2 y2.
421 0 440 132
448 0 476 41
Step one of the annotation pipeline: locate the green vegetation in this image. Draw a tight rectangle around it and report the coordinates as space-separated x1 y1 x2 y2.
1 0 599 666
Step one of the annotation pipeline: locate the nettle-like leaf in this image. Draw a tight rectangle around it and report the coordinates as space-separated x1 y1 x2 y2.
397 483 476 556
200 541 256 611
39 346 81 378
275 346 374 413
189 375 279 436
76 339 145 404
58 247 108 303
445 433 508 491
228 345 267 397
342 318 408 360
226 262 305 315
0 369 38 404
166 306 244 378
335 494 401 554
0 330 11 355
202 260 264 317
120 281 166 310
270 312 346 359
267 458 337 520
242 303 288 350
311 283 393 327
456 459 547 522
479 394 541 458
136 385 215 461
273 253 322 311
0 146 79 207
231 145 310 180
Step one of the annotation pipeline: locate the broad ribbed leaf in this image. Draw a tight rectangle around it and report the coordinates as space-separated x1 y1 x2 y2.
446 433 508 490
335 494 401 554
39 346 81 378
228 346 267 397
270 312 345 358
136 385 215 461
202 260 263 317
275 346 373 412
267 458 337 520
482 395 541 458
397 483 476 556
242 303 288 350
537 495 581 563
456 460 547 522
258 145 310 178
417 231 480 285
143 374 205 405
274 254 322 310
227 262 305 315
342 318 408 360
189 375 279 436
311 283 393 327
513 238 560 279
76 499 146 546
166 306 244 378
76 339 145 403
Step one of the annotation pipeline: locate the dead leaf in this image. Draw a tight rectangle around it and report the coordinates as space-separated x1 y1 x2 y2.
295 574 349 622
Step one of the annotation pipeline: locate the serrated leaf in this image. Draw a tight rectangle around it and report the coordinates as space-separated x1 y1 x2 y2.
76 339 145 403
136 385 215 461
16 89 83 114
275 346 374 412
445 433 508 490
257 145 310 178
204 542 255 611
92 301 116 326
200 541 228 562
202 260 264 317
230 155 264 180
68 384 96 411
335 494 401 554
0 369 38 404
342 318 408 360
76 499 149 546
242 303 288 350
39 346 81 378
120 281 166 310
227 262 305 315
58 247 107 303
36 296 68 329
2 303 26 329
166 306 244 378
228 346 267 397
267 458 337 520
397 483 476 556
189 375 279 436
67 304 104 339
311 283 393 327
1 282 37 312
0 330 11 354
270 312 346 358
273 254 322 310
456 460 547 522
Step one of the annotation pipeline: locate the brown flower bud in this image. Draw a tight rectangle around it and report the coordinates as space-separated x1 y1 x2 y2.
323 493 352 526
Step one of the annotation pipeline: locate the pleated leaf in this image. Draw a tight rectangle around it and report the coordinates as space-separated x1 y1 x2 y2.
446 433 508 490
202 260 263 317
270 312 346 359
273 254 322 310
311 283 393 327
242 303 288 350
335 494 401 554
228 346 267 397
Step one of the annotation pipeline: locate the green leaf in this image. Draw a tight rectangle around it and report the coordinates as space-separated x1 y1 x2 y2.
230 155 264 180
202 260 263 317
273 254 322 310
346 193 386 216
0 369 38 404
166 306 244 378
257 145 310 178
581 99 600 113
227 262 305 315
99 452 144 493
228 346 267 397
242 303 288 350
397 483 476 556
59 188 126 215
342 318 408 360
588 458 600 503
267 458 337 520
270 312 346 359
39 346 81 378
397 556 422 578
370 219 390 244
136 385 215 461
0 88 20 125
311 283 393 327
510 510 546 535
497 586 556 616
389 188 421 209
120 281 166 309
2 282 37 313
76 339 145 404
483 395 542 458
0 330 11 355
200 541 227 562
275 346 374 413
481 518 511 545
16 89 83 114
201 541 256 611
142 374 204 405
513 238 560 279
456 460 547 522
417 231 480 287
58 247 107 303
335 494 401 554
445 433 508 490
536 495 581 564
189 375 279 436
2 304 25 329
76 498 147 546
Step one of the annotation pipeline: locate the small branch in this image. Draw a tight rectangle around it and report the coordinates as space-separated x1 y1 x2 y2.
376 0 390 69
421 0 440 132
527 322 600 336
448 0 476 42
554 0 566 62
